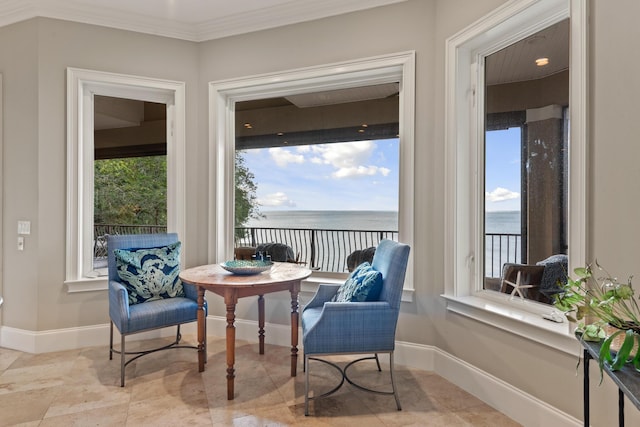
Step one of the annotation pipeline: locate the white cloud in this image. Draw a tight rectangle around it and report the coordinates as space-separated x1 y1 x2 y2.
485 187 520 202
269 147 305 167
263 141 391 179
258 192 296 207
333 165 390 179
311 140 374 168
309 141 391 179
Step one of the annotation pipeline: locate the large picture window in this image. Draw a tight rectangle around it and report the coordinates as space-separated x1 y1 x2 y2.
232 85 400 273
210 52 415 295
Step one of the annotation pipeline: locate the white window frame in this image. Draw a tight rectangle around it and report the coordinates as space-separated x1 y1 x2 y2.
443 0 588 355
65 68 186 292
209 52 416 299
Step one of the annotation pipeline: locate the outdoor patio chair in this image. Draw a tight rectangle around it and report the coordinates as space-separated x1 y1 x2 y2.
256 242 298 263
500 263 545 301
107 233 206 386
301 239 410 415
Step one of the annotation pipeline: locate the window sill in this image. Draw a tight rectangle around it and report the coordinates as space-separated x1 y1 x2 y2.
441 294 580 356
65 277 108 293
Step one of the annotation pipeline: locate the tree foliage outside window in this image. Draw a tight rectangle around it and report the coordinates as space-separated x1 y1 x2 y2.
235 151 261 233
95 153 261 230
94 156 167 226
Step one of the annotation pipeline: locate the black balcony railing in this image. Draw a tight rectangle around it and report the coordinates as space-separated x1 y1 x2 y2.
93 224 520 277
485 232 522 277
235 227 398 272
93 224 167 259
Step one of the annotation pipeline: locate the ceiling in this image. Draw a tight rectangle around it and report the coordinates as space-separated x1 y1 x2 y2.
485 18 569 86
0 1 567 84
0 0 408 41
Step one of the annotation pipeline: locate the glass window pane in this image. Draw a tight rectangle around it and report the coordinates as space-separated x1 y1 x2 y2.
93 96 168 275
233 85 400 273
483 19 569 304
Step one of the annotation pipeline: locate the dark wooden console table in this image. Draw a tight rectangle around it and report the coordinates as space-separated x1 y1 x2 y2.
581 337 640 426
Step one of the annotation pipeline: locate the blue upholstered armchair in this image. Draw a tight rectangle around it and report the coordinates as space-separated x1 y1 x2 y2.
301 239 410 415
107 233 206 386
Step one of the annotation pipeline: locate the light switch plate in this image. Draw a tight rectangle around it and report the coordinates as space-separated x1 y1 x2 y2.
18 221 31 235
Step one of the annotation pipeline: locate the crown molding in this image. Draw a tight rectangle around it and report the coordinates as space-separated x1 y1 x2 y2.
195 0 408 41
0 0 408 42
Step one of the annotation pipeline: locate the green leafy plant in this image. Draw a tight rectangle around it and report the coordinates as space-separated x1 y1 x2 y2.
554 262 640 374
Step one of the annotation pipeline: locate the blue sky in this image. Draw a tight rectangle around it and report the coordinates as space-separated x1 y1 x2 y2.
485 127 521 212
240 129 520 213
240 138 399 211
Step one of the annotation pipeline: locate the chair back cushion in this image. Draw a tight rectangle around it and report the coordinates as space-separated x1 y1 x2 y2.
371 239 410 310
107 233 180 282
114 241 184 305
332 262 383 302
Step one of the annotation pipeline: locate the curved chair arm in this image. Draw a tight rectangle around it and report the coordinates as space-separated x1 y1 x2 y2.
304 284 341 310
181 282 208 315
109 280 131 328
303 301 398 354
182 282 199 302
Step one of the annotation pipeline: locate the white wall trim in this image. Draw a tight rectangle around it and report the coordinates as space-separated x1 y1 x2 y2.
430 344 581 427
0 0 408 42
443 0 588 340
209 51 416 297
0 317 579 426
65 68 186 290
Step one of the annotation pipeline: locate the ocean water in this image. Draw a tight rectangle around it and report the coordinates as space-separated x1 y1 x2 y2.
246 210 399 231
485 211 522 276
243 209 520 275
485 210 521 234
247 209 520 234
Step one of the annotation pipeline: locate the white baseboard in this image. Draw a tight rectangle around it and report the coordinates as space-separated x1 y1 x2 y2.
0 322 200 354
0 316 580 427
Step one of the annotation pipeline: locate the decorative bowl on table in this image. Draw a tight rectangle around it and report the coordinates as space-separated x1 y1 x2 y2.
220 260 273 275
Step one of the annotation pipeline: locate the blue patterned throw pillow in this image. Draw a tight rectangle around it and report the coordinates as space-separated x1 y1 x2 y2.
333 262 383 302
114 241 184 305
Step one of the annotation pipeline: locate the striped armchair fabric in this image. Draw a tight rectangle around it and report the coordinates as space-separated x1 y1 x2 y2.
107 233 206 386
302 239 410 415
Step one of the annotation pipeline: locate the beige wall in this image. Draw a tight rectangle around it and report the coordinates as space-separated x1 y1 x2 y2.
1 1 640 425
0 18 200 330
0 19 39 331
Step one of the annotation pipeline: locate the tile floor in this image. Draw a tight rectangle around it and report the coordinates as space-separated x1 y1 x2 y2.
0 335 520 426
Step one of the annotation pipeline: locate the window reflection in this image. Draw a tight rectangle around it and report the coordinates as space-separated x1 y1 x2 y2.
483 19 569 304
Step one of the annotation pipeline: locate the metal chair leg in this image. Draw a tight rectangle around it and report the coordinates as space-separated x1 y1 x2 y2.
390 352 402 410
306 352 402 415
111 322 200 386
120 334 126 387
109 321 114 360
